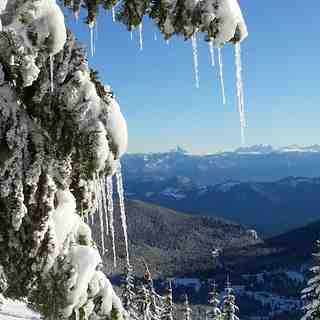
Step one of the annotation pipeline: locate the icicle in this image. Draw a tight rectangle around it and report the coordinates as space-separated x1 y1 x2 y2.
89 22 94 57
10 55 16 86
101 176 109 235
95 20 98 41
116 162 130 265
95 173 105 254
112 7 116 22
74 10 80 23
154 31 157 41
49 54 54 92
166 39 170 45
107 176 116 268
235 42 246 145
209 41 215 67
191 34 200 89
218 48 226 105
139 23 143 51
130 30 133 41
74 309 79 320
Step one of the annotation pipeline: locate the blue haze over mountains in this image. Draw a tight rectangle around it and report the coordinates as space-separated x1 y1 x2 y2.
122 145 320 237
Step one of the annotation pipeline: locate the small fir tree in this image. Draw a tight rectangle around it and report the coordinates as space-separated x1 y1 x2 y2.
143 262 163 320
302 240 320 320
221 278 239 320
207 281 222 320
161 280 174 320
183 295 192 320
121 263 138 319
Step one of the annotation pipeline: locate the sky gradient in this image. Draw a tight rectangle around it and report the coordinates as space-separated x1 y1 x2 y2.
65 1 320 154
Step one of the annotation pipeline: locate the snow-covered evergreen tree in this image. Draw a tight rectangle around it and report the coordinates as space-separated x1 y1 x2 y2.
143 262 163 320
161 281 174 320
137 284 152 320
0 0 248 319
121 263 139 320
183 295 192 320
301 240 320 320
221 278 239 320
61 0 248 46
207 282 222 320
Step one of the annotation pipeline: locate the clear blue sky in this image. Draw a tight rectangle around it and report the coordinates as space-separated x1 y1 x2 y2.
65 1 320 154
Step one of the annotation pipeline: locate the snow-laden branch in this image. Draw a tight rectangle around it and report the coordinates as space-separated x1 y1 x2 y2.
0 1 128 319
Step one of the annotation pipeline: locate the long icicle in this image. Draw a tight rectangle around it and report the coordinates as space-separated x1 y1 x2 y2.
49 54 54 92
101 175 109 235
235 42 246 145
154 31 157 41
218 48 226 105
139 22 143 51
116 162 130 265
95 20 98 48
107 176 116 268
96 173 105 254
209 41 215 67
89 22 94 57
112 7 116 22
191 33 200 89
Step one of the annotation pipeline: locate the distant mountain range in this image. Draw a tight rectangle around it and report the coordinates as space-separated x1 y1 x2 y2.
122 145 320 185
121 145 320 236
123 175 320 237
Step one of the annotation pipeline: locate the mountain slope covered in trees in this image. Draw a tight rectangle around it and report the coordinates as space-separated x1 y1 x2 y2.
96 199 260 276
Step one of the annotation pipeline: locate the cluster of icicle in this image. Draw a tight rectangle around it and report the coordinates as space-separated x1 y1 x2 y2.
88 162 130 269
102 0 246 144
189 35 246 144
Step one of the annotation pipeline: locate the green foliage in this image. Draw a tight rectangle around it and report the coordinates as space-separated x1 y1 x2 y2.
111 306 121 320
60 0 243 42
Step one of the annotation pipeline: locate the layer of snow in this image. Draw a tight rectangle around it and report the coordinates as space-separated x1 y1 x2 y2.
161 187 187 200
107 98 128 159
216 181 240 192
172 278 202 292
0 299 40 320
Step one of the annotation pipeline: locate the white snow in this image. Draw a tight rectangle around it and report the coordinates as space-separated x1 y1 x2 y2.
161 187 186 200
0 299 40 320
216 181 240 192
62 246 101 318
52 189 77 249
212 0 248 47
173 278 202 292
106 98 128 159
